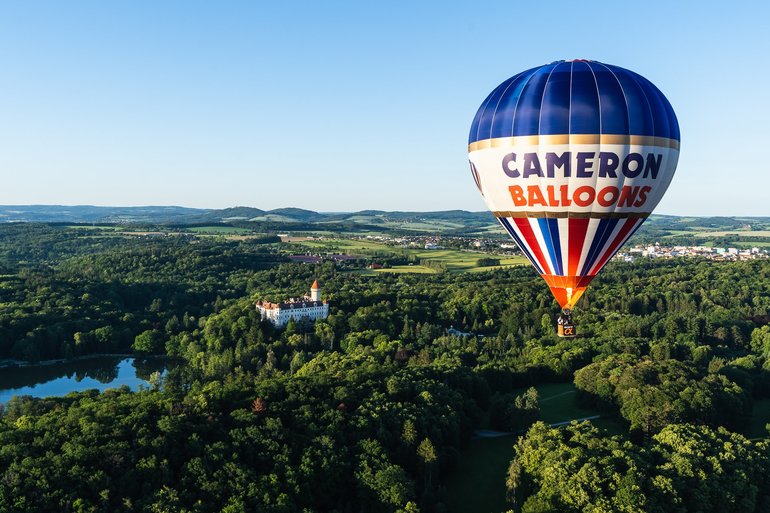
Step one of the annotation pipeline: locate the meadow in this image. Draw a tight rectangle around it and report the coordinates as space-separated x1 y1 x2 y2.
446 381 770 512
445 382 621 513
283 237 528 273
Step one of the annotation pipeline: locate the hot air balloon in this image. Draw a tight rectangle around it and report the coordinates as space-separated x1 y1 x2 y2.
468 60 679 337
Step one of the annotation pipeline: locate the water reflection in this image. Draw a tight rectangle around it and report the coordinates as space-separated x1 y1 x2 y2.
0 356 176 404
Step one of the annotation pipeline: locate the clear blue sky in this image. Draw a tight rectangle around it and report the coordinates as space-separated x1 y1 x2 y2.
1 1 768 215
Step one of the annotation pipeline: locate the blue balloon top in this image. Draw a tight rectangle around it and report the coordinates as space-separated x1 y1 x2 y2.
469 60 679 145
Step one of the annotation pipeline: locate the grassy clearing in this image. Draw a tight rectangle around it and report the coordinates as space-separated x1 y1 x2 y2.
186 226 253 234
444 435 516 513
746 399 770 439
283 238 393 252
735 241 770 247
376 265 437 274
355 266 438 276
284 238 528 273
445 383 624 513
691 230 770 237
64 225 123 231
661 229 693 237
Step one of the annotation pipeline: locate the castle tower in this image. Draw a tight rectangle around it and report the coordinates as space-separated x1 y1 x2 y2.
310 279 321 302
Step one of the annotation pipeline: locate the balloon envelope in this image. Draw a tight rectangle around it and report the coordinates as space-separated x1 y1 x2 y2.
468 60 679 308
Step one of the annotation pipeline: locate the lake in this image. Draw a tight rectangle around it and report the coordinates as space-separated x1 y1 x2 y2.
0 356 174 404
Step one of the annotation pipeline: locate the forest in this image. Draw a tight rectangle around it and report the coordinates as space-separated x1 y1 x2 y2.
1 223 770 512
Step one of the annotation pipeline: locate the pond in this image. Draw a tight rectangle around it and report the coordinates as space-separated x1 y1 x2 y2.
0 356 176 404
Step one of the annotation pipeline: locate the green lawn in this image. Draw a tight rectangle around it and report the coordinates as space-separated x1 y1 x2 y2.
445 383 624 513
691 230 770 237
745 399 770 439
444 435 516 513
735 241 770 248
64 225 123 231
186 226 253 234
283 238 395 252
284 238 528 273
373 265 437 274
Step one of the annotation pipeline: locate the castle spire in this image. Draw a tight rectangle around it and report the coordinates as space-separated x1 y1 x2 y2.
310 279 321 301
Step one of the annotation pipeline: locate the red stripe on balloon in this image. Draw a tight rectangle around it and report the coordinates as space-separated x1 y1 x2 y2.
513 218 552 275
567 218 590 276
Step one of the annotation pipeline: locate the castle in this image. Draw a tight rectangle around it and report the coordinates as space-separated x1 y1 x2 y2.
256 279 329 327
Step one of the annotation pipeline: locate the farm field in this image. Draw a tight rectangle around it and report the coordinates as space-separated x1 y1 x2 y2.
283 238 394 252
285 237 528 273
357 265 437 275
64 225 124 231
186 226 254 234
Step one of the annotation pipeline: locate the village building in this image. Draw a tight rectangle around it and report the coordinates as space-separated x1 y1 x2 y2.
256 279 329 327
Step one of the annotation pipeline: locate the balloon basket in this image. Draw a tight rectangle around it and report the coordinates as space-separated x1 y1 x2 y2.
557 322 576 338
556 310 576 338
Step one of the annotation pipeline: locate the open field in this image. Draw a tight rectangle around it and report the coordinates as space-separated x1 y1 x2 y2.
445 382 624 513
283 238 394 252
746 399 770 439
284 238 528 273
444 434 515 513
357 265 437 275
690 230 770 238
64 225 124 231
186 226 253 234
411 249 517 271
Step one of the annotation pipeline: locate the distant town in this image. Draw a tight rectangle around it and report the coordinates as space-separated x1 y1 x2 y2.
284 233 770 265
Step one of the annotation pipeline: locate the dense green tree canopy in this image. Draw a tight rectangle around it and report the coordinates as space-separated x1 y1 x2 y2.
2 224 770 512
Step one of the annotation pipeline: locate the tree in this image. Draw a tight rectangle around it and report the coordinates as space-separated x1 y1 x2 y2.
133 329 164 354
506 458 522 508
251 397 267 414
402 419 417 445
416 438 437 487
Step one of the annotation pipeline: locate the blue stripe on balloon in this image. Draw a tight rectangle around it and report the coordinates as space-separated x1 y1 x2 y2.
569 61 601 135
476 68 539 143
580 219 619 276
537 218 563 275
639 73 680 141
498 217 544 274
468 60 679 143
588 61 629 135
511 63 556 137
539 61 572 135
660 94 680 142
631 71 673 139
470 75 520 144
488 72 536 140
605 64 655 139
490 69 540 139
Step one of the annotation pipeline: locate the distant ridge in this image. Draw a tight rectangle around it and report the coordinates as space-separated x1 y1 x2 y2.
2 207 767 237
0 205 495 226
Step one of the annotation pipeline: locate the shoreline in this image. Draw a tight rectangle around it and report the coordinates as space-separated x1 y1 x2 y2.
0 353 173 369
